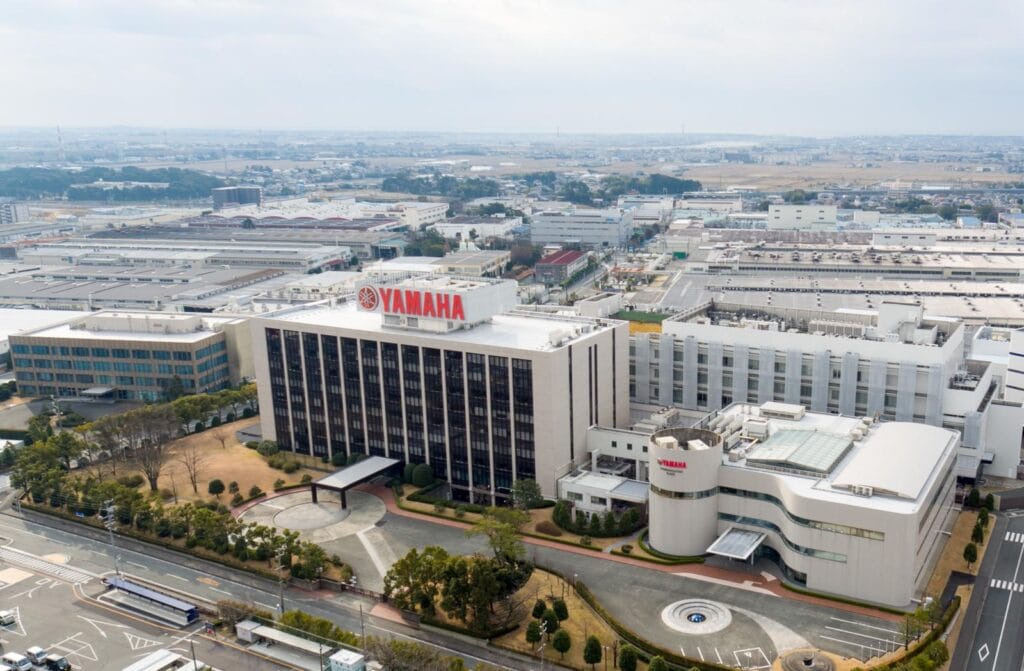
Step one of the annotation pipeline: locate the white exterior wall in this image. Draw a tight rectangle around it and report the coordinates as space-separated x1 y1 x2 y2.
1006 329 1024 403
982 400 1024 478
530 209 634 247
648 432 722 556
767 204 838 231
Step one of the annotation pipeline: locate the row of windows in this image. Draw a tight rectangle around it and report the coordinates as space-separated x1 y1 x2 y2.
718 512 847 563
650 484 719 500
17 359 196 376
718 486 885 540
19 384 174 402
12 343 199 361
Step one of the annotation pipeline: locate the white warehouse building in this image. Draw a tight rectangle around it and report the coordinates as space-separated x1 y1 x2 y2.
530 208 635 248
252 275 630 504
560 402 958 607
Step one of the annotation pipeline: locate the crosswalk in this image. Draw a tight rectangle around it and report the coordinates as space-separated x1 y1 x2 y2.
0 546 93 584
989 578 1024 592
1004 531 1024 543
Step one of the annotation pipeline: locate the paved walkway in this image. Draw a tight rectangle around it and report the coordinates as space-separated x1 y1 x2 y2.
358 483 903 622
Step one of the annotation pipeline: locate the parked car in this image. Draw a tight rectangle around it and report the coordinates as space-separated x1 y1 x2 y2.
0 611 15 626
24 648 46 665
0 653 31 671
43 655 72 671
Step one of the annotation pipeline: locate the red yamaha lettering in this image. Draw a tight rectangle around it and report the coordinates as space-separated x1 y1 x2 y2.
657 459 687 470
362 286 467 321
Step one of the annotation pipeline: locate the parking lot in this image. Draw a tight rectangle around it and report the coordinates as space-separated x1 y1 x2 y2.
0 565 285 670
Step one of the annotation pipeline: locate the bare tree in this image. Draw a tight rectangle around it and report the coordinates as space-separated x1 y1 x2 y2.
209 424 234 450
178 441 208 494
134 405 181 492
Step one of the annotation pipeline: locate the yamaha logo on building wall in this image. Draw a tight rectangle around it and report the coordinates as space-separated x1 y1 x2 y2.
357 285 467 321
657 458 688 471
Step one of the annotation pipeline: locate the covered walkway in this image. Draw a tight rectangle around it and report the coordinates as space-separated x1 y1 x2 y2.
311 456 400 508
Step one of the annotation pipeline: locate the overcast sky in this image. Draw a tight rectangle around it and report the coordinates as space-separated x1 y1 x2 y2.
1 0 1022 136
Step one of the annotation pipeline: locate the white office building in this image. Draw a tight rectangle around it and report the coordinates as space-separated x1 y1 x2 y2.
531 208 634 248
631 300 1024 479
560 402 958 607
767 204 838 231
252 275 629 503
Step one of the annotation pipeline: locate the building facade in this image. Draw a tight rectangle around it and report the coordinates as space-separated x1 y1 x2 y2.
253 275 630 503
534 249 588 284
530 208 634 248
10 312 246 401
767 204 838 230
212 186 263 210
0 201 29 225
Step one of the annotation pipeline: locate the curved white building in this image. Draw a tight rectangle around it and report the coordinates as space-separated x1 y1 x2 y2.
568 401 958 607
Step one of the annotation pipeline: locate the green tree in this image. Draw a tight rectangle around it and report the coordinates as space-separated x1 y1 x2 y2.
279 609 359 647
208 479 225 497
972 522 985 544
552 598 568 622
979 507 990 527
938 203 958 221
602 511 618 536
511 478 543 510
532 599 547 619
976 203 998 222
47 431 89 470
963 542 978 570
588 512 603 536
583 635 602 670
525 619 542 646
552 629 571 660
618 644 639 671
27 413 54 444
559 181 593 205
648 657 670 671
984 493 995 511
466 510 527 562
540 608 559 634
967 488 981 508
163 375 186 402
383 546 450 615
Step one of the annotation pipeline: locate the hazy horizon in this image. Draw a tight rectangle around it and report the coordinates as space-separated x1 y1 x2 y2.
3 0 1022 136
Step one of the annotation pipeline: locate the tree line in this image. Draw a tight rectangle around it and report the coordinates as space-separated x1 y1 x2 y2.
0 166 224 201
381 172 500 199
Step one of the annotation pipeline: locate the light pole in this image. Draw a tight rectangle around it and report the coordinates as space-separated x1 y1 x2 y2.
359 604 365 653
537 620 548 671
103 499 122 577
275 549 287 613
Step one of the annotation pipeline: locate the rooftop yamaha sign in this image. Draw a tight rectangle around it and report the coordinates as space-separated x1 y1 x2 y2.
358 285 466 321
657 458 688 470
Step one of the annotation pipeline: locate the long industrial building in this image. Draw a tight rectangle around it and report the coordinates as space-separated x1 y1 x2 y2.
630 299 1024 480
252 275 630 503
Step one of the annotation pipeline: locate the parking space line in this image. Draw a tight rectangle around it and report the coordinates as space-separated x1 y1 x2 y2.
829 616 901 635
696 646 704 661
819 635 884 656
825 625 893 645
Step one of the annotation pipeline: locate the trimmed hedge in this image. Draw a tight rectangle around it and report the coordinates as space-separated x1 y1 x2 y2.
420 615 518 640
778 580 905 616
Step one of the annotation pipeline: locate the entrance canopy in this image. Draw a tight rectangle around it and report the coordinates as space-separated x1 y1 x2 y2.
311 456 399 508
706 527 766 561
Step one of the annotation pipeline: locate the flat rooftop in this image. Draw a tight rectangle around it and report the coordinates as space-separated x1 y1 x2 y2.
18 311 243 343
267 299 619 352
713 402 958 509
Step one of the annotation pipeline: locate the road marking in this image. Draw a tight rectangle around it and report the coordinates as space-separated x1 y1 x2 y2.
697 647 704 661
256 602 277 612
209 586 231 595
76 614 131 639
715 647 723 664
356 528 389 577
1004 531 1024 543
166 574 189 582
825 625 893 645
991 536 1024 669
989 578 1024 592
125 631 161 651
978 643 990 661
829 616 902 636
50 632 98 663
0 546 93 584
819 635 884 657
127 561 148 570
0 606 26 637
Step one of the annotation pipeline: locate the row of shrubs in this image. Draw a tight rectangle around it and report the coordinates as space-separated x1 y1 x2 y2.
551 500 643 538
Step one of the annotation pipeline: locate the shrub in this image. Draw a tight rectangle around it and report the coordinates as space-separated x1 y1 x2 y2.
331 453 346 467
985 493 995 511
225 412 235 423
454 505 467 519
116 474 145 489
648 656 669 671
526 619 542 645
282 460 300 474
618 644 639 671
433 501 446 513
208 479 225 496
552 598 568 621
411 463 434 488
274 478 286 490
403 462 417 484
552 629 571 659
532 599 547 619
248 485 263 498
620 544 633 554
228 481 239 494
193 419 205 432
244 441 259 450
535 520 563 536
257 441 279 457
241 407 255 418
588 513 603 536
160 488 175 501
966 487 981 508
210 416 222 427
579 536 592 546
230 493 244 506
300 474 312 484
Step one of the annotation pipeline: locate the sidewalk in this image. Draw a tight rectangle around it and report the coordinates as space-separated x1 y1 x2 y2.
359 482 903 622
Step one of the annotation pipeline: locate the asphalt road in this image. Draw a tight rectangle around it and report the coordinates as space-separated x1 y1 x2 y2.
958 511 1024 671
0 509 536 671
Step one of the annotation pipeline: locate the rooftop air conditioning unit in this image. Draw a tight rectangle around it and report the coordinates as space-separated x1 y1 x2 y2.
852 485 873 497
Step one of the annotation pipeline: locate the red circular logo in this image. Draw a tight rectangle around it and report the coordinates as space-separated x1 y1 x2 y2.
357 286 379 310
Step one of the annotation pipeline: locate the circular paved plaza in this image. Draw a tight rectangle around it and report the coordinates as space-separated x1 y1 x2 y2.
239 489 386 542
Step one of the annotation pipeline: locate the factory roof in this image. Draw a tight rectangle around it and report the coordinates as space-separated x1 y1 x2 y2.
537 249 586 266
